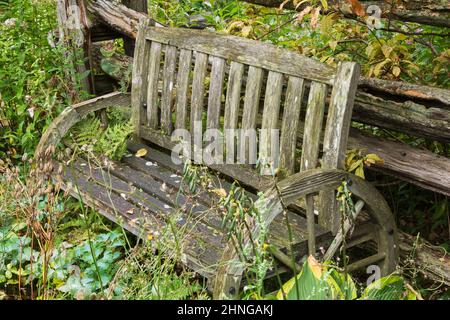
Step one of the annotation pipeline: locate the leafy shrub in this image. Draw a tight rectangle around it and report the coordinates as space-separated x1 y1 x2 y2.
0 0 88 159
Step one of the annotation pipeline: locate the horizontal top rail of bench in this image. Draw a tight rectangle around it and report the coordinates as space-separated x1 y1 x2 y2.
144 26 336 85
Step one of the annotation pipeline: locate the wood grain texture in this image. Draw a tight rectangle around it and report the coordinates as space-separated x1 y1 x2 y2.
224 62 244 163
279 76 304 174
131 18 152 137
146 41 162 129
321 62 360 233
300 81 327 172
92 45 450 143
160 45 177 133
300 81 327 254
190 52 208 133
145 27 335 84
175 49 192 130
240 66 263 164
206 56 226 129
259 71 283 175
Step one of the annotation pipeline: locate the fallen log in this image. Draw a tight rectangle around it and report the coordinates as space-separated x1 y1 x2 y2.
398 231 450 287
240 0 450 28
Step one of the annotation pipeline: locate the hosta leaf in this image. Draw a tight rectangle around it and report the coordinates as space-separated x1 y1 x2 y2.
277 256 335 300
360 275 416 300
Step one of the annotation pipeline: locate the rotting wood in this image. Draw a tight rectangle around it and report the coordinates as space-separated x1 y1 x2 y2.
321 62 360 233
57 0 93 96
300 81 327 254
279 76 304 174
175 49 192 130
240 0 450 28
122 0 148 56
35 92 130 158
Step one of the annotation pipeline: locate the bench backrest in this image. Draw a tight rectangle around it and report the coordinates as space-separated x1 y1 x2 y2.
131 19 360 181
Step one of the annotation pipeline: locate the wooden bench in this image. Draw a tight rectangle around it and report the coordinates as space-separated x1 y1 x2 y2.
36 19 398 299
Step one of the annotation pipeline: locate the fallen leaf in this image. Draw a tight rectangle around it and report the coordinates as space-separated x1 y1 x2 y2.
348 0 366 17
295 6 312 23
211 188 227 198
135 148 147 158
310 7 321 28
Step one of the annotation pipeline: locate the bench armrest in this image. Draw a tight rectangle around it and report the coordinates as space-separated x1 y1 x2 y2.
35 92 131 159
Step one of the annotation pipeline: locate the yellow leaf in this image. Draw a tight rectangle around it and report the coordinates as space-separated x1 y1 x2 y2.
307 255 323 278
310 7 321 28
392 66 401 77
373 59 391 77
348 159 363 172
381 45 393 58
295 5 312 23
211 188 227 198
355 165 365 178
320 0 329 11
329 40 338 51
241 25 252 38
135 148 147 158
366 153 383 163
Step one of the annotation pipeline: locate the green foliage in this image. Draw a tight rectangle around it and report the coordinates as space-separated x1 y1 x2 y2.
0 0 89 159
277 256 417 300
0 203 124 298
70 115 133 161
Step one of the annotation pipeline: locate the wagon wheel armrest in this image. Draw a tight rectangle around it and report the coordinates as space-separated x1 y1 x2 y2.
35 92 131 159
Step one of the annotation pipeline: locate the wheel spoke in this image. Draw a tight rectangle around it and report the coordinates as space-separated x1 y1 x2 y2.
323 199 365 261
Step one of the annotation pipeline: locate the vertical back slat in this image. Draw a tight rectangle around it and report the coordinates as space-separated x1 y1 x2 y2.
300 81 327 171
190 52 208 133
279 76 304 174
160 45 177 134
240 66 263 164
224 62 244 164
131 18 152 137
320 62 361 234
146 41 162 129
175 49 192 130
300 81 327 255
224 61 244 130
206 56 226 129
259 71 283 174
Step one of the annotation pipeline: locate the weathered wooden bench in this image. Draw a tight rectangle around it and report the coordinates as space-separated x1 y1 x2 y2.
36 18 398 299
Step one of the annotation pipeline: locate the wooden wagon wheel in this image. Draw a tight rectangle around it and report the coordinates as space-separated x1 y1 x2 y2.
212 168 399 299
